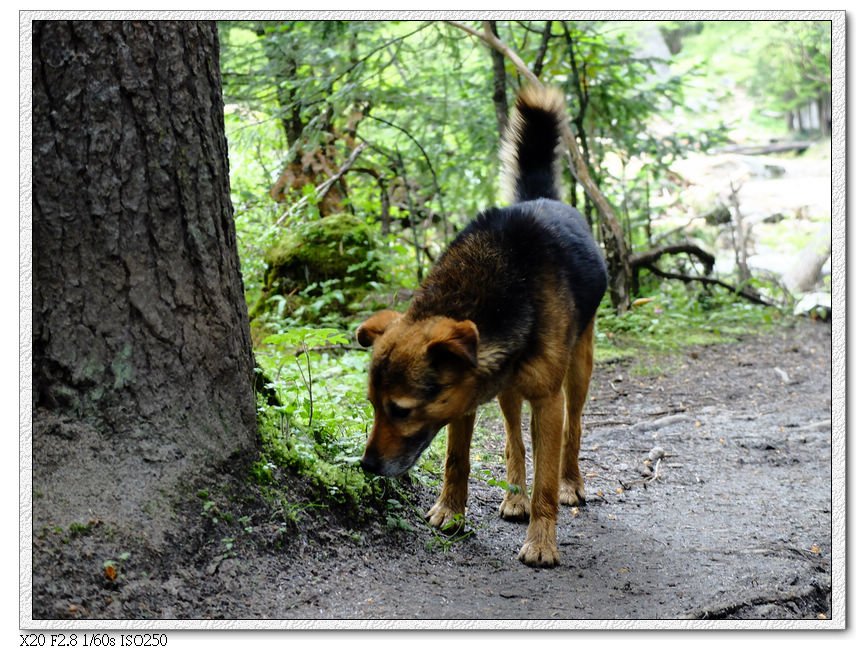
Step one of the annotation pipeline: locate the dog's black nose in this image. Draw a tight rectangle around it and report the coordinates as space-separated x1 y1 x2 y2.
359 453 381 475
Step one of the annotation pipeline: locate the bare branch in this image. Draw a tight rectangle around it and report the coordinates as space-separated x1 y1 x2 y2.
275 142 367 226
485 21 510 138
643 264 778 308
630 243 716 274
366 113 442 204
446 20 539 81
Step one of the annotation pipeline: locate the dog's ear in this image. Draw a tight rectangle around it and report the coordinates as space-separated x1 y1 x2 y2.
427 319 479 368
356 310 402 348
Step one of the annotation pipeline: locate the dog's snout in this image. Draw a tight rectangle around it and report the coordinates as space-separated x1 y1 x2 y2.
359 452 382 475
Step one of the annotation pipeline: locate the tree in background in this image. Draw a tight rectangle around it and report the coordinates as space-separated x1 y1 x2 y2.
32 21 257 539
750 21 831 136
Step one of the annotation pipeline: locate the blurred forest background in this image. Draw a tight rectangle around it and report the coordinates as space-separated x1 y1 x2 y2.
217 19 831 507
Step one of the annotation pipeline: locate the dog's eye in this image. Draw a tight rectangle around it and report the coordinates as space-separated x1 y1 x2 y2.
389 403 412 419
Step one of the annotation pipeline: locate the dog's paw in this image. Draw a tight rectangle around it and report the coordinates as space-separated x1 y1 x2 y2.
425 501 464 531
518 539 560 568
499 492 531 521
559 478 586 506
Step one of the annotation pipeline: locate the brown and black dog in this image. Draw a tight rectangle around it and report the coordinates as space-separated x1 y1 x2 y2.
357 86 608 567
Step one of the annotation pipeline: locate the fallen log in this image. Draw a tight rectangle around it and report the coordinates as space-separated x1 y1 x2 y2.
715 141 813 156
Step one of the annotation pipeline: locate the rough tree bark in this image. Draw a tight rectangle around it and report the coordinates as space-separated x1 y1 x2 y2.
32 21 256 542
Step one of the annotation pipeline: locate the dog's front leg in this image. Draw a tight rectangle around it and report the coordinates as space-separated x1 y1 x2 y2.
498 388 530 520
425 410 476 530
520 390 564 567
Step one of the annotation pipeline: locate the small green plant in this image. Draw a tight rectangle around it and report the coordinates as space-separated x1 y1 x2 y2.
196 490 237 526
475 467 521 495
67 521 96 539
200 498 218 523
424 513 476 553
237 516 253 534
250 460 276 485
259 326 353 430
384 498 416 533
278 496 324 527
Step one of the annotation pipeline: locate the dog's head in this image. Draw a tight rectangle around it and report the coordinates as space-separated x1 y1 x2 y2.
356 310 480 476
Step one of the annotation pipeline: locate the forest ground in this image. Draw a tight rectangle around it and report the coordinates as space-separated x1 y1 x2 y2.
31 317 833 623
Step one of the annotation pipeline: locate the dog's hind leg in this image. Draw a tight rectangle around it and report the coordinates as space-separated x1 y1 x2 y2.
426 410 476 530
497 388 530 521
519 389 565 567
560 317 595 506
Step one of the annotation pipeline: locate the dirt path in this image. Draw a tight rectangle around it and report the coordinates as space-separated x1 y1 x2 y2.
31 320 832 622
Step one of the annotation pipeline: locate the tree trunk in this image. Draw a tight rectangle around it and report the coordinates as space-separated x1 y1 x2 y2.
782 224 831 294
32 21 256 542
819 92 831 136
256 22 303 150
485 21 510 140
531 21 553 77
561 22 595 228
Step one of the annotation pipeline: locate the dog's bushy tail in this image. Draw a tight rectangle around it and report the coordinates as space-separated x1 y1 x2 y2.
500 85 568 204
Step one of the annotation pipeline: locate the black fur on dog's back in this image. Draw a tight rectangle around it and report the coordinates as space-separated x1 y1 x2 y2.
408 200 606 361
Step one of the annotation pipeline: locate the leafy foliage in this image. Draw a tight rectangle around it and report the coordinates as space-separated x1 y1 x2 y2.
669 21 831 137
251 323 447 522
748 22 830 118
218 19 826 514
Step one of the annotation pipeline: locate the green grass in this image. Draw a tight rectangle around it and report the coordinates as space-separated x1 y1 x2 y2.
251 323 446 526
594 278 784 364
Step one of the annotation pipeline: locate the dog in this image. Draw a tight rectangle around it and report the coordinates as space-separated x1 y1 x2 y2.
356 86 608 567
